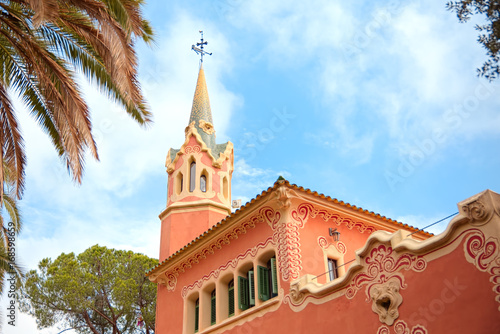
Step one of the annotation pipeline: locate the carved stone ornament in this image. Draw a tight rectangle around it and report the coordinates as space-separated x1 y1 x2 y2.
199 119 215 135
289 282 305 304
459 190 500 226
275 185 292 209
370 277 403 326
462 200 491 226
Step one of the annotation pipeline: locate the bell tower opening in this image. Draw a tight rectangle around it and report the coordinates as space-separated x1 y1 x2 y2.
200 170 208 193
190 160 196 192
175 172 183 195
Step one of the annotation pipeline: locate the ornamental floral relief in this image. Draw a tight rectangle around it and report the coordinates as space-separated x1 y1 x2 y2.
267 200 313 282
377 320 428 334
344 244 427 326
292 203 377 234
184 144 201 154
345 244 427 301
289 282 306 304
317 236 347 255
270 213 303 281
463 230 500 310
461 198 496 226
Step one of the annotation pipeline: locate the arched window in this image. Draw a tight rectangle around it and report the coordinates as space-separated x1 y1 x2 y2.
194 298 199 333
210 289 216 325
190 162 196 192
228 280 235 317
328 258 338 281
175 172 183 195
223 176 228 199
257 256 278 302
238 267 255 311
200 175 207 193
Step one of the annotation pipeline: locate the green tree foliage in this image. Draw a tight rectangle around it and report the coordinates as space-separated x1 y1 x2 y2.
18 245 157 334
0 0 154 204
447 1 500 80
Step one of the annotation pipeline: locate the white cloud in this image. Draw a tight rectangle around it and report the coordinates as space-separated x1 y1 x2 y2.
232 158 291 204
303 130 375 165
226 0 355 67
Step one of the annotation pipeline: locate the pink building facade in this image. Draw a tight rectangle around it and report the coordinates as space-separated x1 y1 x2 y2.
147 65 500 334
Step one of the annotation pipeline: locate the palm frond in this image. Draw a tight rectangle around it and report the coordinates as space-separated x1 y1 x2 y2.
0 0 154 200
26 0 59 26
0 80 25 200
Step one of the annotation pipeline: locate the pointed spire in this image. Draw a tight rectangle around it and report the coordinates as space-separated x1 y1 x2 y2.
190 64 213 124
189 64 215 148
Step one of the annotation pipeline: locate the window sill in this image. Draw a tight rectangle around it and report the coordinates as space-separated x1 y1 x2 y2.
199 297 280 334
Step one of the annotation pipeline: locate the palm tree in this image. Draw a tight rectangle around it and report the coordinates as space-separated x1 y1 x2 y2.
0 0 154 203
0 159 23 330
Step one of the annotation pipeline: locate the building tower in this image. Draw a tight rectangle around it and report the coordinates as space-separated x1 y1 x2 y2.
159 63 234 261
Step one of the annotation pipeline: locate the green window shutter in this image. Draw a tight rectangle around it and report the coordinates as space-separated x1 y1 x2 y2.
238 276 249 310
248 270 255 306
194 303 199 333
270 257 278 295
211 293 216 325
258 265 270 301
228 285 235 317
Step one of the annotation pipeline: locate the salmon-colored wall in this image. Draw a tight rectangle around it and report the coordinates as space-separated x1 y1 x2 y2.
396 243 499 333
159 208 229 261
156 284 183 333
298 215 374 281
200 152 213 168
154 193 500 334
156 220 277 334
212 170 220 193
156 235 500 334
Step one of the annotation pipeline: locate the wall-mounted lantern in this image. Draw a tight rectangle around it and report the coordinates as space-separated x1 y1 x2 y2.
329 228 341 242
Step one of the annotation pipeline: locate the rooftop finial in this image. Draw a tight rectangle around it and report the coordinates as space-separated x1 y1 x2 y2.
191 30 212 63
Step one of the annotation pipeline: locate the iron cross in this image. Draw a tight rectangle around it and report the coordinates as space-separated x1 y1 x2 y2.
192 31 212 62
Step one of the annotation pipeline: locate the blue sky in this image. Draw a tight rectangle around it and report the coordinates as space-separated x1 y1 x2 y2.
5 0 500 332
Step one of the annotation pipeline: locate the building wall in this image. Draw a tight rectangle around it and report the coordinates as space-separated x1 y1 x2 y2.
152 189 500 334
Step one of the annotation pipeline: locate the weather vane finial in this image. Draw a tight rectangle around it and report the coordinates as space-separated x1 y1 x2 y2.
192 30 212 63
